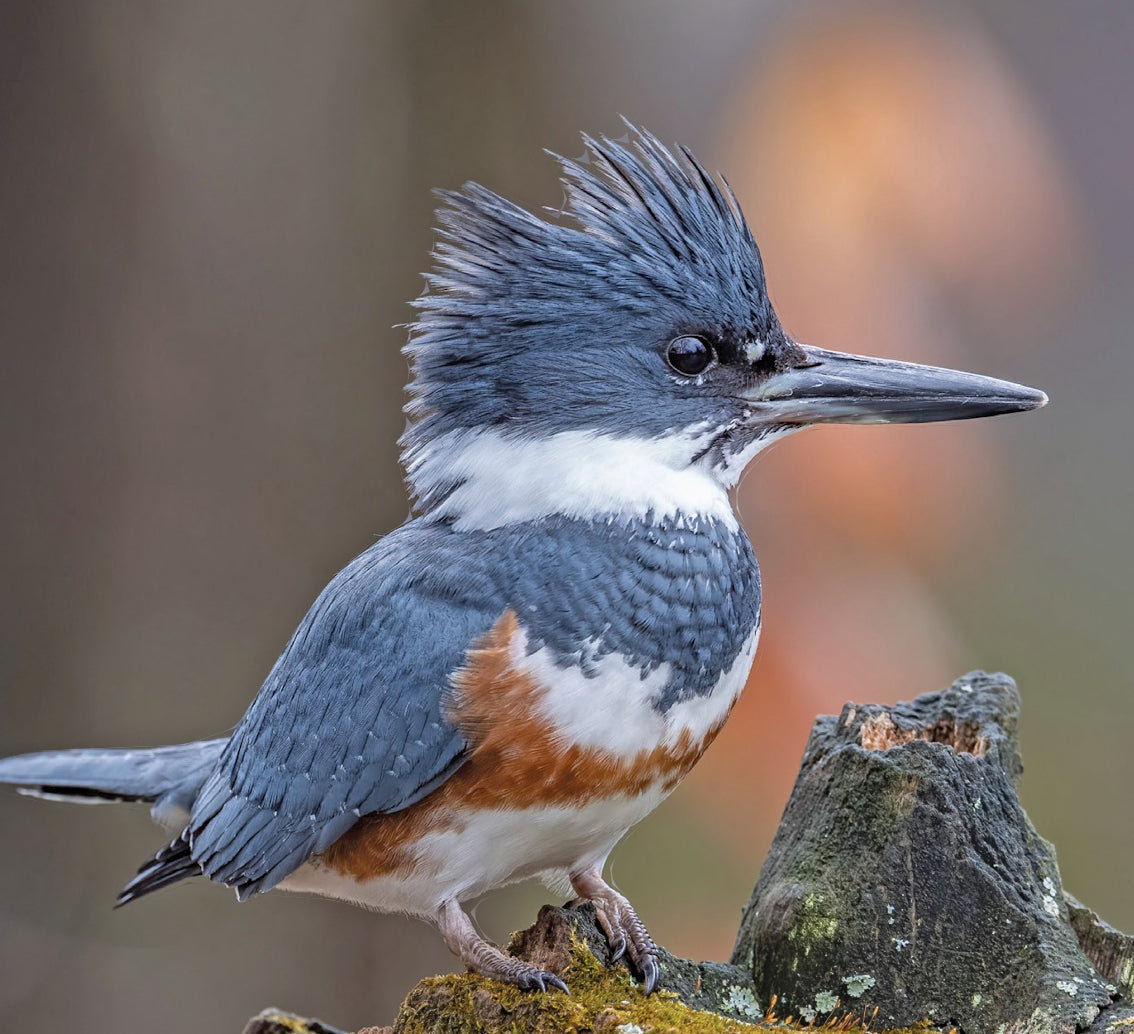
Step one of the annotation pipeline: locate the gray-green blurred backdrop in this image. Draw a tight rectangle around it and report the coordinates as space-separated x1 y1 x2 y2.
1 3 1130 1032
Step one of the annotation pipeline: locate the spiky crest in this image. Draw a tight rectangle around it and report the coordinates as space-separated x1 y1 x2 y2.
400 124 773 514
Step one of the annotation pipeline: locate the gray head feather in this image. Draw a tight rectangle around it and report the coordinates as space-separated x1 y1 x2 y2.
401 125 784 512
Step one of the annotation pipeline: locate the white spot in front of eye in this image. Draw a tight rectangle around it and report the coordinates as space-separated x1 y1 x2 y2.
744 339 766 363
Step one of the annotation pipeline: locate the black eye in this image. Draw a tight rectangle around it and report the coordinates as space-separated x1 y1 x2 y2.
665 336 716 377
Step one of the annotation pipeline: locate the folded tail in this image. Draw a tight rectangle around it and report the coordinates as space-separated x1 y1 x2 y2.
0 738 226 828
0 738 229 904
115 832 200 906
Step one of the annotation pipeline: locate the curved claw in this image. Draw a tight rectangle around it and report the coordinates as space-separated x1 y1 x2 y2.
570 868 662 994
639 953 660 995
515 967 570 994
543 973 571 995
438 899 570 995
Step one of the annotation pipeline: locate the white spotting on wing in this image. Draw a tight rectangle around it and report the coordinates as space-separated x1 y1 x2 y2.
279 791 667 916
513 623 761 755
406 426 742 530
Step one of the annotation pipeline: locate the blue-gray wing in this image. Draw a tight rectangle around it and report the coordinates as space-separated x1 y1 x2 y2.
186 521 505 897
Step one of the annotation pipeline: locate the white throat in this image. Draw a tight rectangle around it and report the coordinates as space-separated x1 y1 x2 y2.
406 427 744 531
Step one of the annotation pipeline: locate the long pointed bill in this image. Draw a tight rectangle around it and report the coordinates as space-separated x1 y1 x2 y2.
749 345 1048 425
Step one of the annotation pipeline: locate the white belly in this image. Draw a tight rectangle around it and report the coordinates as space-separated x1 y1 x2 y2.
279 622 761 918
280 788 667 917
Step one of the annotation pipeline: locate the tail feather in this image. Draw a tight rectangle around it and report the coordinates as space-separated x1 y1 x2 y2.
116 834 202 906
17 785 148 805
0 740 227 802
1 738 229 905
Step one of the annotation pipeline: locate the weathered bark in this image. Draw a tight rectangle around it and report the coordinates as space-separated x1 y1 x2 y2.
242 672 1134 1034
731 672 1130 1033
1066 895 1134 1001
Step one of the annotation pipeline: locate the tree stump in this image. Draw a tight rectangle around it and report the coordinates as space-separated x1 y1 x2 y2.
243 672 1134 1033
732 671 1129 1033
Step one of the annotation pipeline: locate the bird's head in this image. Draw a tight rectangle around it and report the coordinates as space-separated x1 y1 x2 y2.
402 126 1045 530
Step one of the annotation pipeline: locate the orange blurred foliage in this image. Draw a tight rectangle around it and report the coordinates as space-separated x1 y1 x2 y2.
672 2 1087 938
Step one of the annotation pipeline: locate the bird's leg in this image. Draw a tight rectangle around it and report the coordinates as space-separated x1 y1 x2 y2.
570 866 660 993
437 898 569 994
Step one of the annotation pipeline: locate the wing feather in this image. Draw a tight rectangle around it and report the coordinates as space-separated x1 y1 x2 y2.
186 521 504 895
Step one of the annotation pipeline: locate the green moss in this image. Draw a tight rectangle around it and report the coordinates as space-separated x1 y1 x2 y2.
388 938 945 1034
392 941 767 1034
784 893 839 958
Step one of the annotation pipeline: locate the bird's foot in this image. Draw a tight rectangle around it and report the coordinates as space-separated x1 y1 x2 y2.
438 899 569 994
571 867 660 993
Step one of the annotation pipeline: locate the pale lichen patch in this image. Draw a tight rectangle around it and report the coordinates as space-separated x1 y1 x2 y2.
814 990 839 1012
842 974 877 998
722 986 761 1020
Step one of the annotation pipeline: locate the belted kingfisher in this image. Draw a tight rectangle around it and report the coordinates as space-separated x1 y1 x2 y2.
0 126 1045 994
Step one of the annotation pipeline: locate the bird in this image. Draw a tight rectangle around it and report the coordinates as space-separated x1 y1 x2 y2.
0 125 1047 995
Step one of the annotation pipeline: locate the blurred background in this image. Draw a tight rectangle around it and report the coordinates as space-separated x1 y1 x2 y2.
1 1 1130 1030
